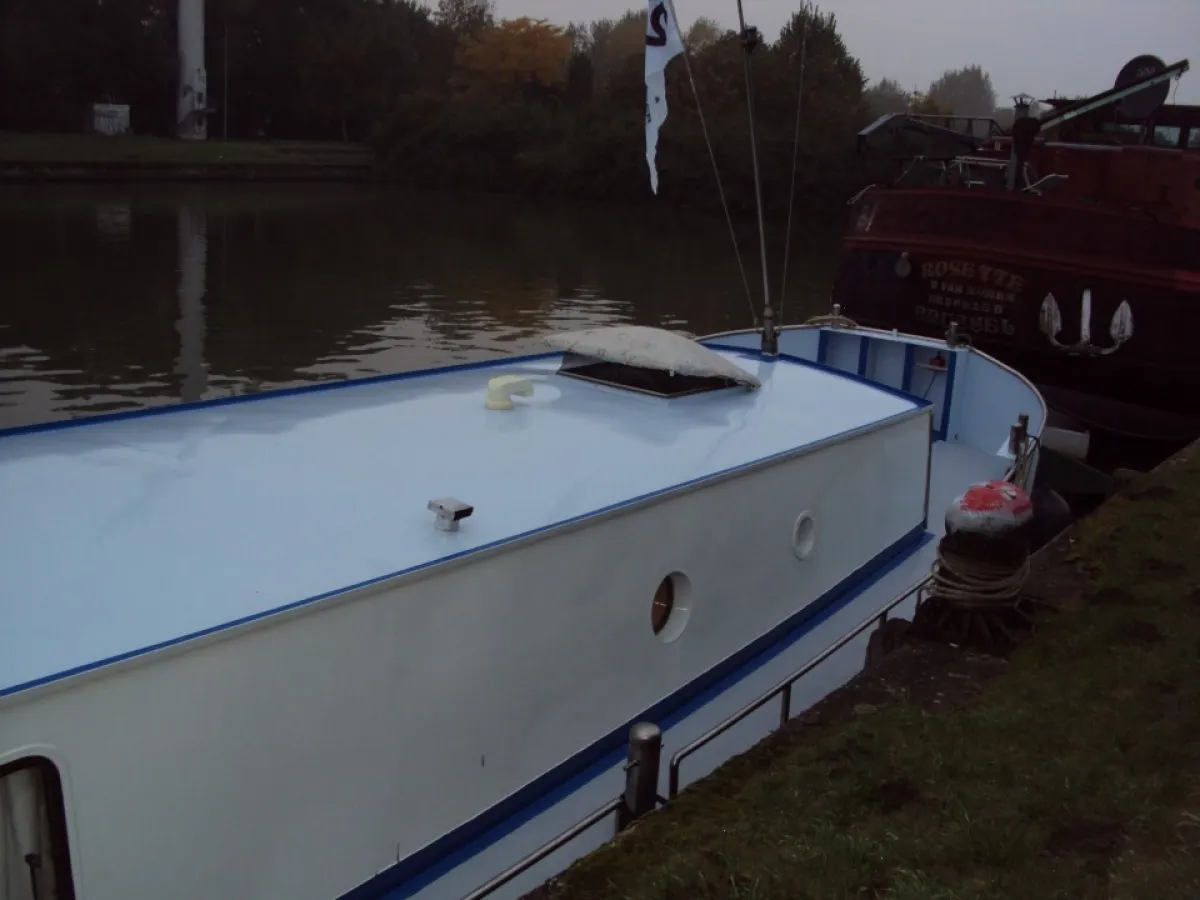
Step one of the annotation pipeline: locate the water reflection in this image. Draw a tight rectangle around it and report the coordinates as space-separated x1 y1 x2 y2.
175 205 208 403
0 184 841 428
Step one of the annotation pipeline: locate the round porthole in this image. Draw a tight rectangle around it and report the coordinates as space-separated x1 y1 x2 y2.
651 572 692 644
792 512 817 560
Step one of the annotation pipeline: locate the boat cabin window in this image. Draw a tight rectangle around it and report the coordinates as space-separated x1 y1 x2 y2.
1153 126 1182 148
1 757 74 900
1097 122 1193 150
1101 122 1142 138
556 353 740 398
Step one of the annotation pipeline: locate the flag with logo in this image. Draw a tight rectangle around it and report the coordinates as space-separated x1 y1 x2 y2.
644 0 684 194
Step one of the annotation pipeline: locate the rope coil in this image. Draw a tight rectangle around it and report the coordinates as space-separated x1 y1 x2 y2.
930 542 1030 609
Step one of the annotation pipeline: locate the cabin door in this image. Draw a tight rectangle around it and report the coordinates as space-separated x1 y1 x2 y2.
0 758 73 900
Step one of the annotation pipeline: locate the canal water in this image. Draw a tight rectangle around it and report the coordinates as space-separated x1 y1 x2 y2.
0 183 841 429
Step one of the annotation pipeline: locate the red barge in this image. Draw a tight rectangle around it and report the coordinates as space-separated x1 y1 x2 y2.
832 56 1200 456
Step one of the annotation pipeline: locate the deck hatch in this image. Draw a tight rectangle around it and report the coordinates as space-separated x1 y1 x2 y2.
556 354 742 397
546 325 761 398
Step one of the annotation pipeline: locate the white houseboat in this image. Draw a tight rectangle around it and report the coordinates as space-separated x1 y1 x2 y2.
0 320 1043 900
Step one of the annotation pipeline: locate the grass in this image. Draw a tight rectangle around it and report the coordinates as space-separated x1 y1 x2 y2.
0 133 371 165
531 445 1200 900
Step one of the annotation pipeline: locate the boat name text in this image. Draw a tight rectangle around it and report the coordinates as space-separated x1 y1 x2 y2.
921 260 1025 296
914 304 1017 336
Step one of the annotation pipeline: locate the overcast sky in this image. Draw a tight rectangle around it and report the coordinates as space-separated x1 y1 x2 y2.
490 0 1200 105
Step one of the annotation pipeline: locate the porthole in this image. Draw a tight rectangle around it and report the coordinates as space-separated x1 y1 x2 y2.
792 512 817 560
651 571 692 643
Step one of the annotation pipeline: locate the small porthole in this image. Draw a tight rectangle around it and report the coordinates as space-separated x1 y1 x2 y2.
651 572 692 643
792 512 817 560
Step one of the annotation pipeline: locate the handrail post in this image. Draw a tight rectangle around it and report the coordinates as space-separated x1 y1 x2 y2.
778 683 792 728
618 722 662 831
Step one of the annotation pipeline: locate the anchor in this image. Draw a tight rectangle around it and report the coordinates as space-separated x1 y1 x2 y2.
1038 288 1133 356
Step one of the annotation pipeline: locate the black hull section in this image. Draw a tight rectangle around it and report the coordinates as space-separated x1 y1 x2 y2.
832 248 1200 446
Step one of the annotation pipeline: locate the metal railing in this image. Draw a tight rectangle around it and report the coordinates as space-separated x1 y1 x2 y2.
464 577 931 898
667 576 930 798
462 797 623 900
465 723 664 900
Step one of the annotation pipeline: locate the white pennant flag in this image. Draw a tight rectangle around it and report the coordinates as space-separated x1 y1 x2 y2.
644 0 684 194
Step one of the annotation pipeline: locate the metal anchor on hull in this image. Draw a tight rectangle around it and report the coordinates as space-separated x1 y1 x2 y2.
1039 288 1133 356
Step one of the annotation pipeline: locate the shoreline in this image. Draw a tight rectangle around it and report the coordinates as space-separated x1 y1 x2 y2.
0 161 374 182
0 133 375 182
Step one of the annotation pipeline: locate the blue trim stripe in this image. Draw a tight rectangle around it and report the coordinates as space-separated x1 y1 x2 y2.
856 336 870 377
342 523 933 900
0 352 564 441
901 345 915 394
939 351 958 441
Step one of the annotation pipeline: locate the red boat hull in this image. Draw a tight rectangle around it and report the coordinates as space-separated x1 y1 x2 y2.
832 190 1200 443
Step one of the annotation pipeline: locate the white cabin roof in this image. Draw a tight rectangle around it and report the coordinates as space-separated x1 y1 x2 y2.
0 345 921 696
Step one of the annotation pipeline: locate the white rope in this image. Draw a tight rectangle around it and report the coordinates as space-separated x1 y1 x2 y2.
665 0 758 327
778 5 809 328
930 542 1030 608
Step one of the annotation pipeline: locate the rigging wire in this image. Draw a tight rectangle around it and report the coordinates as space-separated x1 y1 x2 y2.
777 6 809 328
665 0 758 327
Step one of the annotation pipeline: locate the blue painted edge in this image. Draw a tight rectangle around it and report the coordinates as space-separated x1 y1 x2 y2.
856 336 870 377
939 351 958 441
0 351 563 440
342 523 933 900
900 345 915 394
816 330 829 365
702 343 933 412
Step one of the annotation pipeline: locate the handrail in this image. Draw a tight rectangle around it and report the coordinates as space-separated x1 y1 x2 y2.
667 577 929 798
462 581 927 899
462 796 623 900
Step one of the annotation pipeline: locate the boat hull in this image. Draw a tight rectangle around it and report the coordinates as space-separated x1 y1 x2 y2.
0 410 931 900
0 327 1047 900
832 242 1200 447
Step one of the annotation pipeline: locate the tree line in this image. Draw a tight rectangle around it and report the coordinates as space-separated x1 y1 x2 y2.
0 0 1009 215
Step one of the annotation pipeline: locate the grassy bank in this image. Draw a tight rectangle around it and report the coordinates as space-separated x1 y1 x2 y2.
531 446 1200 899
0 133 371 166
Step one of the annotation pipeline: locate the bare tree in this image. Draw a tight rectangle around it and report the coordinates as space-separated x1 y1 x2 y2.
434 0 494 37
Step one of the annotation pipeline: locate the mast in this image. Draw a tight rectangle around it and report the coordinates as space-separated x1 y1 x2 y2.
734 0 777 356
